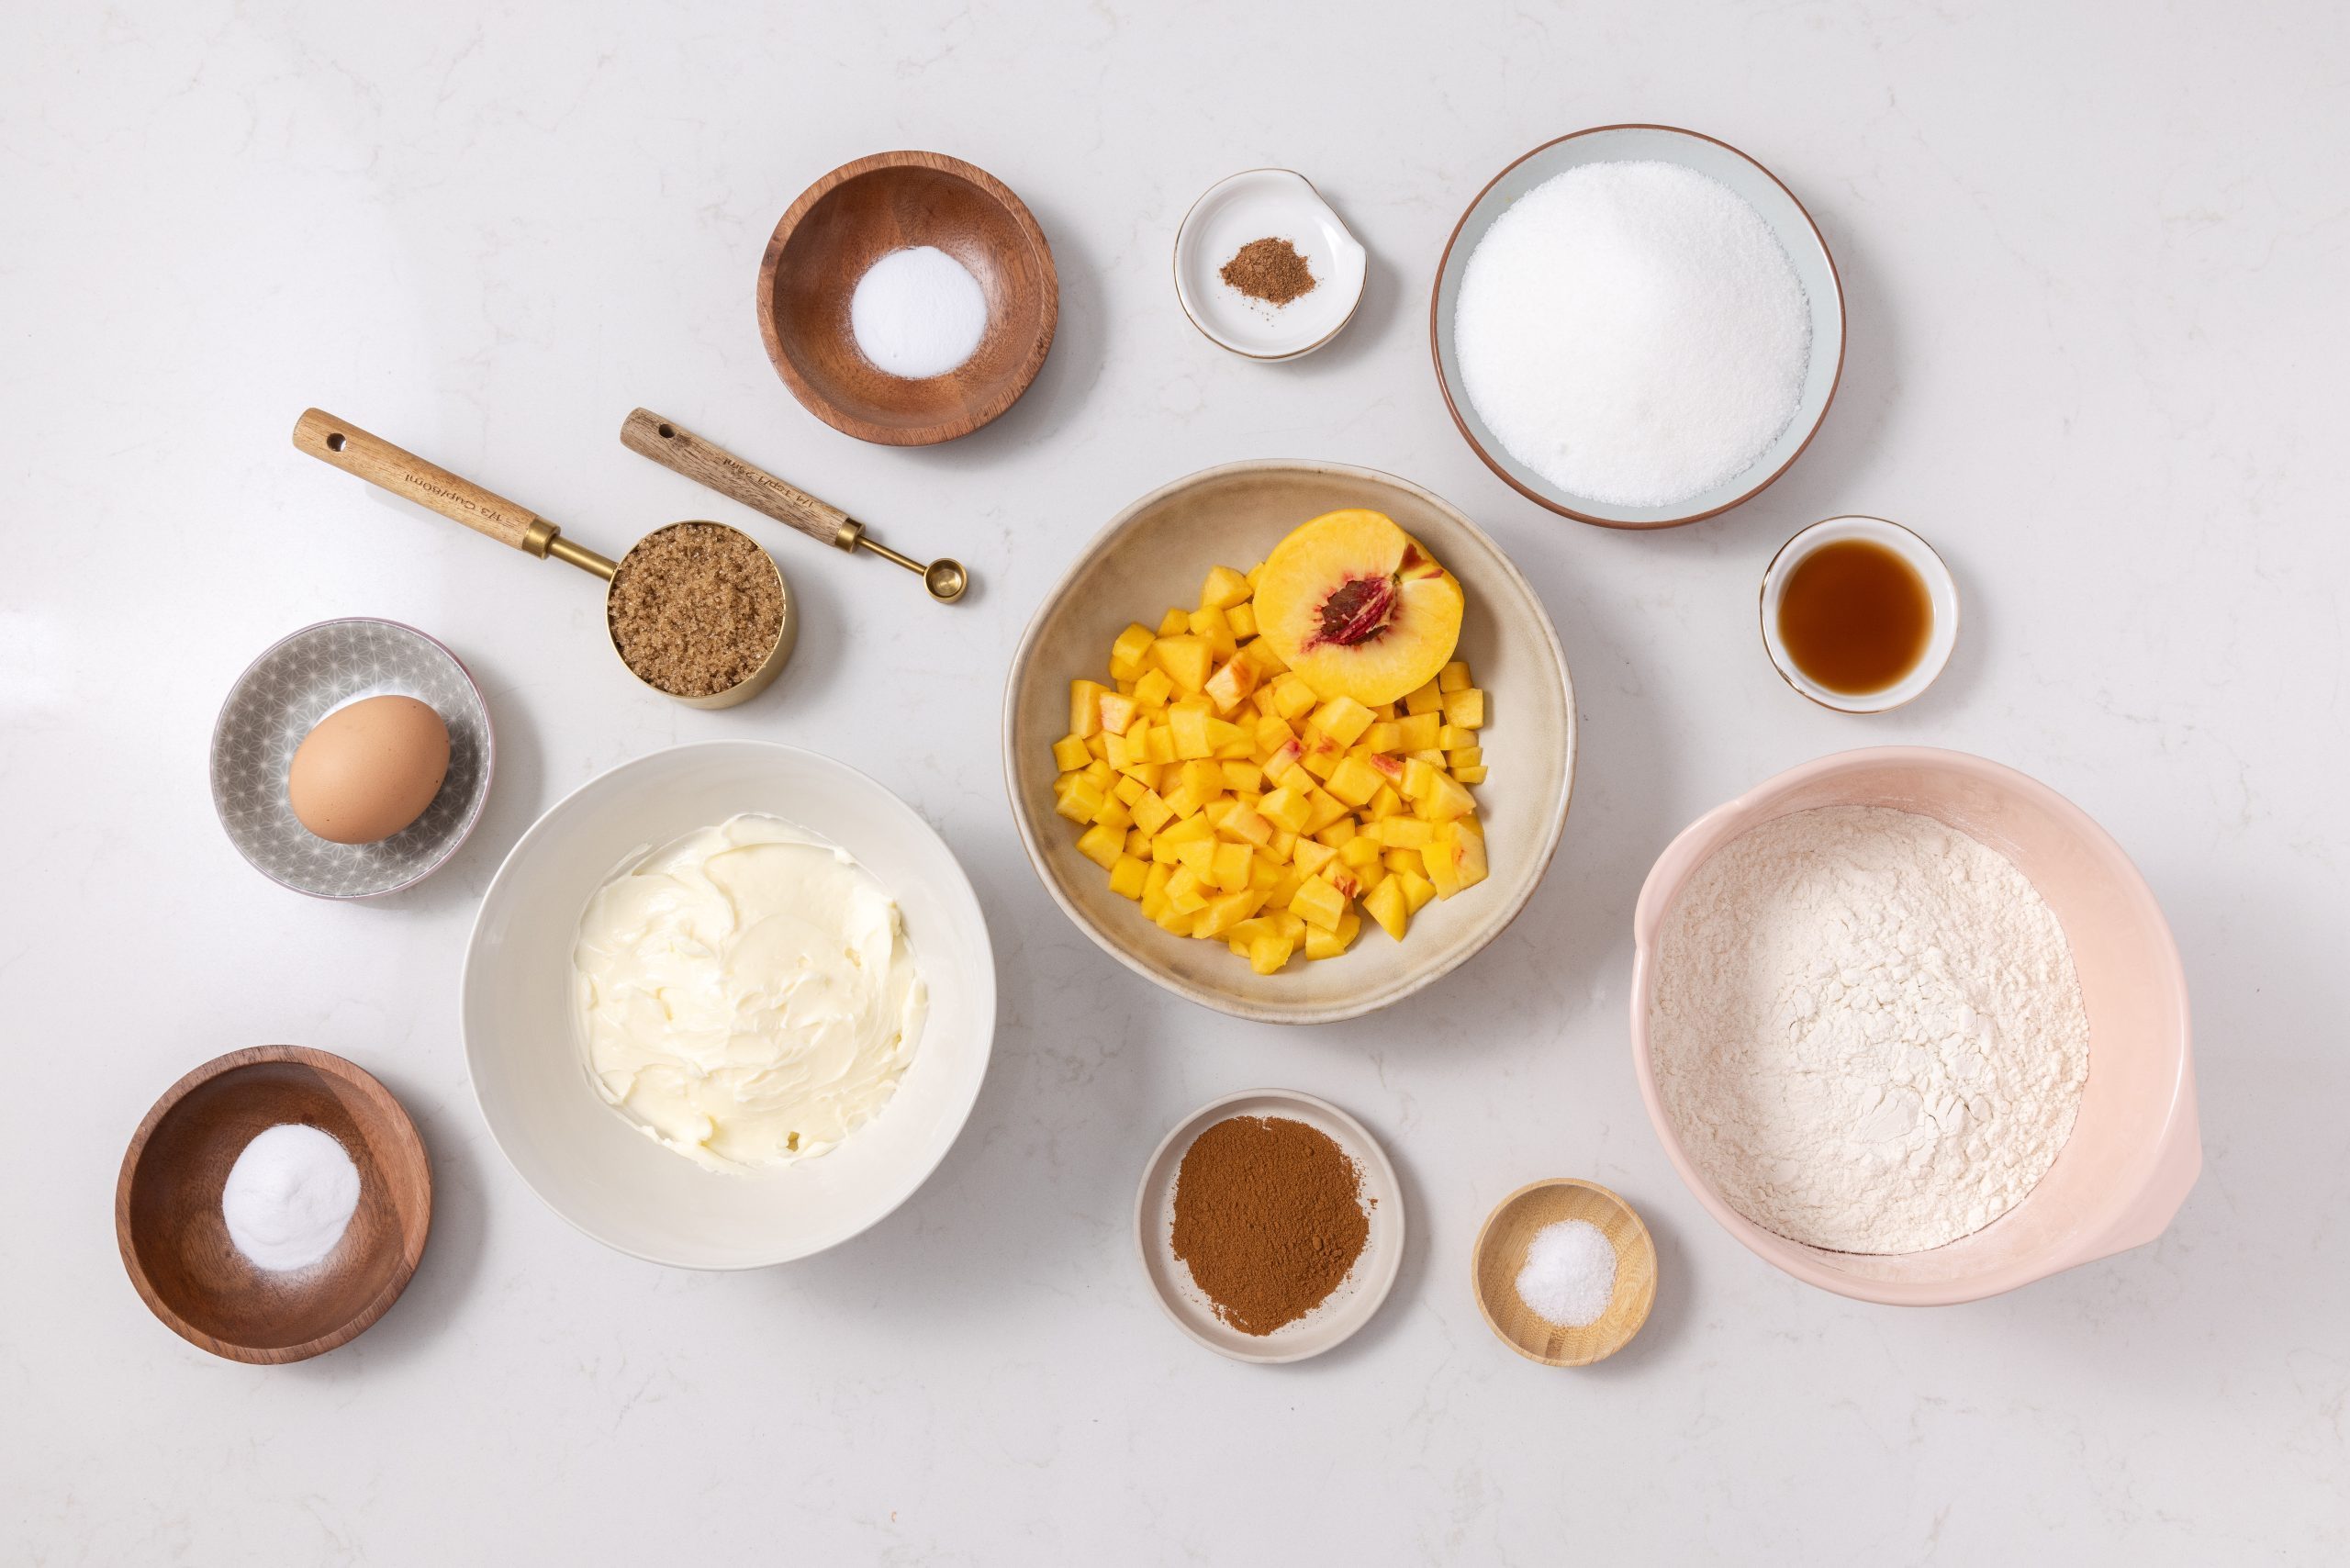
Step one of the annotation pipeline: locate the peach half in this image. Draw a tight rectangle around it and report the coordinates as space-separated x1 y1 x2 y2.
1253 510 1465 707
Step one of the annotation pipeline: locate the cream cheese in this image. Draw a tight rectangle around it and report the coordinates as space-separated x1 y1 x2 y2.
571 813 927 1171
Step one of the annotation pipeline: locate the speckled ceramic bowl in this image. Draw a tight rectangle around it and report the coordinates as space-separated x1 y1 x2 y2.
210 619 493 898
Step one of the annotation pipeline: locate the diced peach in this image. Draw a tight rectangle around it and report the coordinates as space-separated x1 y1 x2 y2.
1248 932 1295 975
1292 839 1337 877
1403 679 1443 715
1325 754 1383 808
1070 678 1111 739
1310 696 1376 746
1110 623 1158 680
1226 604 1258 639
1304 910 1361 960
1158 607 1191 636
1452 765 1488 784
1152 634 1214 694
1269 674 1319 722
1109 856 1149 899
1076 823 1125 869
1362 877 1410 940
1418 770 1476 823
1393 711 1441 752
1438 660 1471 692
1440 688 1484 729
1051 734 1091 772
1203 654 1259 714
1200 565 1254 610
1098 690 1138 735
1291 876 1348 932
1259 785 1313 835
1132 668 1175 709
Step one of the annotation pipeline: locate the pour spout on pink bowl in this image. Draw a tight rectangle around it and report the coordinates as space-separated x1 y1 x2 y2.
1628 746 2200 1305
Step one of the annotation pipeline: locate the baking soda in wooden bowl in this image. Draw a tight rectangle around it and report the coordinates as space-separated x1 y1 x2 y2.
1452 160 1811 509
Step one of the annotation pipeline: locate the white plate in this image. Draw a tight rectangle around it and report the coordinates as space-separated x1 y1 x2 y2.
1432 124 1845 528
1134 1089 1404 1363
462 740 995 1269
1172 169 1367 360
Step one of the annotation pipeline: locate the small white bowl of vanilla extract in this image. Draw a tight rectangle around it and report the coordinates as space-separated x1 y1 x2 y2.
1761 516 1958 712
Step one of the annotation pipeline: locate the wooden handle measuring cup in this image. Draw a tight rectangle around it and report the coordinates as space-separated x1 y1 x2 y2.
620 409 968 602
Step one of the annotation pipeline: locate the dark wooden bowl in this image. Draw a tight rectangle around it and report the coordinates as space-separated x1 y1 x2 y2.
116 1046 431 1363
757 151 1058 446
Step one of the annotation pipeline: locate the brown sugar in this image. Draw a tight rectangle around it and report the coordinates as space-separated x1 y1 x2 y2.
1219 237 1318 307
606 522 783 697
1170 1114 1368 1335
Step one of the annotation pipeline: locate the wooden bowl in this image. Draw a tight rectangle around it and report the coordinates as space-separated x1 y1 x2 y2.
116 1047 431 1363
757 151 1058 446
1472 1179 1657 1366
1002 460 1577 1024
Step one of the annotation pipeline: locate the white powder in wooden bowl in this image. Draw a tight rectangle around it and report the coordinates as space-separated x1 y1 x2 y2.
1650 807 2089 1254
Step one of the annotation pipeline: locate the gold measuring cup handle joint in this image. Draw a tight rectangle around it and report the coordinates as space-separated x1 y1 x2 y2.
544 532 619 580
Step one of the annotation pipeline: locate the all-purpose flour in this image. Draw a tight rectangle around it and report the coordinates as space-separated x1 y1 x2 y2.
1651 807 2089 1254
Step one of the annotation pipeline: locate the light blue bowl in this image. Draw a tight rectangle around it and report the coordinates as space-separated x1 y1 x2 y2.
1431 125 1845 529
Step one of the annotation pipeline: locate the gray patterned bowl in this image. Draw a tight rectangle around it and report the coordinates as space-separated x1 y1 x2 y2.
211 620 493 898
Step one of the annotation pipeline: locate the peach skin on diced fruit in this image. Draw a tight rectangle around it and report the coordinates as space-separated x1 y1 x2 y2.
1253 510 1463 707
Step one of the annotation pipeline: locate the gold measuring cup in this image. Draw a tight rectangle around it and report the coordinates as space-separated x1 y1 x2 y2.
292 409 794 709
620 409 968 602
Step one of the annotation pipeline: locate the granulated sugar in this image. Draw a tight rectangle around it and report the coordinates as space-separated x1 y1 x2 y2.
1453 160 1811 509
220 1123 362 1272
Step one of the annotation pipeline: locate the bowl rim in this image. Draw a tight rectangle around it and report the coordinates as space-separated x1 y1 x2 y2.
1428 122 1848 530
1757 515 1962 713
459 738 998 1270
1469 1176 1657 1366
115 1044 433 1363
1627 745 2198 1305
1169 167 1369 362
755 149 1059 447
208 617 495 900
1000 457 1578 1024
1131 1087 1405 1363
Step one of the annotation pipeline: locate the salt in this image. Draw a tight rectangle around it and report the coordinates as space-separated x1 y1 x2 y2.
1515 1218 1617 1327
848 245 990 379
220 1122 361 1272
1453 160 1811 509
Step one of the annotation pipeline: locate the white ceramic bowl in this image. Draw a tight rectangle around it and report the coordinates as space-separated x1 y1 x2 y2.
1173 169 1368 360
1431 124 1845 528
1760 515 1959 712
462 741 995 1269
1134 1089 1404 1363
1003 460 1577 1024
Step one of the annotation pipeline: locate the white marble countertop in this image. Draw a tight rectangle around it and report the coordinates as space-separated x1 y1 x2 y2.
6 1 2344 1561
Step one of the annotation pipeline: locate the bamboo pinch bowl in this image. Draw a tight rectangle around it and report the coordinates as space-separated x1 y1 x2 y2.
1472 1179 1658 1366
116 1047 431 1363
757 151 1057 445
292 409 792 707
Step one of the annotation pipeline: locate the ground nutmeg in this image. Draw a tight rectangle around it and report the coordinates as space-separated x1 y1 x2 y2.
1170 1114 1369 1336
1219 236 1317 308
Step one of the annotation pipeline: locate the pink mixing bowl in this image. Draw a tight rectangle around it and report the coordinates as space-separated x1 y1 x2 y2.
1629 746 2199 1305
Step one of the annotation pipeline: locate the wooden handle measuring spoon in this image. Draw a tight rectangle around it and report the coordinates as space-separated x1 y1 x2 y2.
620 409 968 602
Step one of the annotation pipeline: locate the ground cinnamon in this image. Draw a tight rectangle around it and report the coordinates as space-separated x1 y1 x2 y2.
1219 237 1317 307
1170 1115 1368 1335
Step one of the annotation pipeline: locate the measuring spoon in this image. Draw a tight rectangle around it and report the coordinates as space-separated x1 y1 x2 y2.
620 409 968 602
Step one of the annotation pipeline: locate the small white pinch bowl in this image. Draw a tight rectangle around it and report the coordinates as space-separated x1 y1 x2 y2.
1135 1089 1404 1364
1761 515 1960 712
1173 169 1368 360
463 740 995 1269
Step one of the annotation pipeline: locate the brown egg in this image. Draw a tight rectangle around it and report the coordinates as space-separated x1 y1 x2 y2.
287 696 452 845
